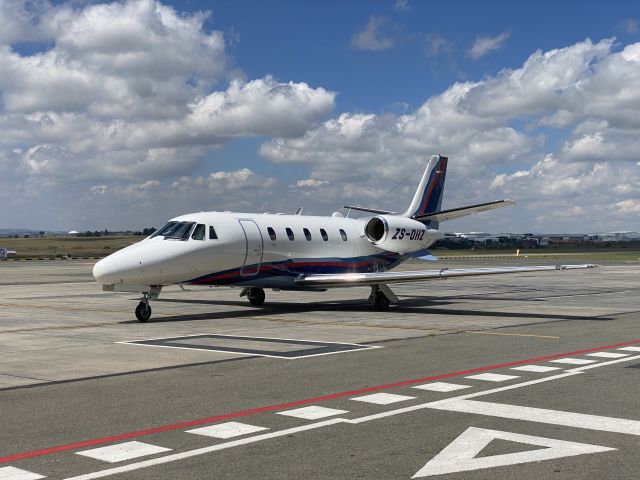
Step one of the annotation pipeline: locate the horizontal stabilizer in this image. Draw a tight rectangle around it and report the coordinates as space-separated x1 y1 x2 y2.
295 264 598 288
343 205 396 215
414 199 515 222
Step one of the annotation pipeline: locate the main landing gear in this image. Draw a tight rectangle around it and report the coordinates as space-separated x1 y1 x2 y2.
369 284 398 311
135 294 152 322
240 287 265 306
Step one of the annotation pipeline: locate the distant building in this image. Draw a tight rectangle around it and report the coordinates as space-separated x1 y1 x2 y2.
68 230 79 236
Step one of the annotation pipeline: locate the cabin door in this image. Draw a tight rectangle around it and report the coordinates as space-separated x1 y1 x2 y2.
238 219 263 276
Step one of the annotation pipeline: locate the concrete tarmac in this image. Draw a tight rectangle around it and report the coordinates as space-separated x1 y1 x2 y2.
0 259 639 479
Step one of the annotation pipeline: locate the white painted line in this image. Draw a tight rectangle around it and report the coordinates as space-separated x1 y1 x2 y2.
464 373 519 382
550 358 597 365
510 365 562 373
345 373 580 426
63 419 346 480
350 393 416 405
412 427 614 478
412 382 471 392
565 354 640 372
186 422 268 439
76 441 171 463
0 466 45 480
116 333 381 360
618 346 640 352
586 352 629 358
276 406 348 420
429 399 640 435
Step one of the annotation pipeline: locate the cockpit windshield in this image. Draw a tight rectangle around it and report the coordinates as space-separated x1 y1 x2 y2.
150 222 176 238
150 221 195 241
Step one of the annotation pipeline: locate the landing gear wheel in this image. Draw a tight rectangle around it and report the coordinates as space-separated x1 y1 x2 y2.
247 288 265 306
135 301 152 322
373 290 390 311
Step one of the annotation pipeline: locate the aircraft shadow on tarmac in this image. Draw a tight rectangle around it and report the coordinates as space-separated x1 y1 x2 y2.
119 296 612 324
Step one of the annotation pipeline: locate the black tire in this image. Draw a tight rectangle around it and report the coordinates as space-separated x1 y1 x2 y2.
247 288 265 306
135 302 152 322
373 291 390 311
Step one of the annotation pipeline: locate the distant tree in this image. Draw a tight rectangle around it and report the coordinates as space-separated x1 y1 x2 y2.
142 227 157 236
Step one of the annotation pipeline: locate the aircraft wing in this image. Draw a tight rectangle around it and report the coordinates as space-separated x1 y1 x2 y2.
413 199 515 222
295 264 597 288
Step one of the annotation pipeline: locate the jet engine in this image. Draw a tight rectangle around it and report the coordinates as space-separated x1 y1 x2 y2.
363 215 441 254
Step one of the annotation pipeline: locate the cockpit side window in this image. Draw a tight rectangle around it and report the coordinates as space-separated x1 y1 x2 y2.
191 223 206 240
209 226 218 240
163 221 195 241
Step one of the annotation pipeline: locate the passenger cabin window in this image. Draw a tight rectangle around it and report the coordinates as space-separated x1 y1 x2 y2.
339 229 348 241
191 223 206 240
320 228 328 241
286 228 295 241
303 228 312 241
209 226 218 240
267 227 276 241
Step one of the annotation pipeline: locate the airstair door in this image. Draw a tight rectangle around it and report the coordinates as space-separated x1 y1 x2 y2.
239 219 263 276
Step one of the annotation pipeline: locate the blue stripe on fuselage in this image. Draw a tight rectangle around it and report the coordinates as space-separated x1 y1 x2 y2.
186 252 405 286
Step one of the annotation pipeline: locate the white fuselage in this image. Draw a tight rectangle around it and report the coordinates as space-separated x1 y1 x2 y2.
93 211 442 291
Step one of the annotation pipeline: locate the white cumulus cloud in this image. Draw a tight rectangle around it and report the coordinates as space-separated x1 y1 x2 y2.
350 16 394 51
260 38 640 232
467 32 511 60
0 0 335 229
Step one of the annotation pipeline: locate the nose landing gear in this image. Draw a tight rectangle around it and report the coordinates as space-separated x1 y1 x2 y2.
135 294 152 322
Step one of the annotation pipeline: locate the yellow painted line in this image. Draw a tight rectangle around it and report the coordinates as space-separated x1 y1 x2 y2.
465 330 559 339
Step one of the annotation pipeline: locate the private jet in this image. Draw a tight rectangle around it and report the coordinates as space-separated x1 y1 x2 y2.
93 155 596 321
0 248 16 260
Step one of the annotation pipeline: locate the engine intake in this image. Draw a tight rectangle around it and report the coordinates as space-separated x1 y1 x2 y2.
363 215 441 254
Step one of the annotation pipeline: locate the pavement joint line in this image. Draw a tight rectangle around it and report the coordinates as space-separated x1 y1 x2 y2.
464 331 560 339
58 354 640 480
2 338 640 465
0 372 51 382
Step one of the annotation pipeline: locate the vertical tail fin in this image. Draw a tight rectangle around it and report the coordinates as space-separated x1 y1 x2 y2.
403 155 448 228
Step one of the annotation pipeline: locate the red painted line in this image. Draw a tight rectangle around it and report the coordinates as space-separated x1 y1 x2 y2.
1 338 639 464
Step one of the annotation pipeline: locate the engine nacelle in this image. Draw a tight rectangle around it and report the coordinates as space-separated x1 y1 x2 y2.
363 215 442 254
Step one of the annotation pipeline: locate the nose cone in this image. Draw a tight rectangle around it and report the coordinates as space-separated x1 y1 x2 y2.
93 239 172 285
93 253 133 285
93 241 148 284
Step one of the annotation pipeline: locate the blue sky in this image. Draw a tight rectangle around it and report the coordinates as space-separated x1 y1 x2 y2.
2 0 640 231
